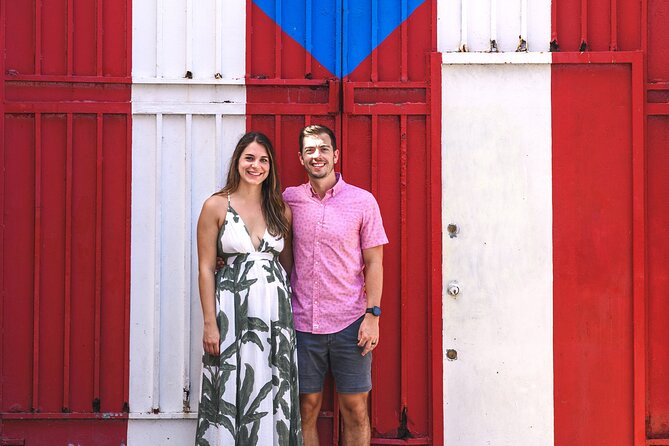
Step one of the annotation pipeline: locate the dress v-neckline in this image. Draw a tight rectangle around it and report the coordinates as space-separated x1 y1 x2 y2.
228 203 268 252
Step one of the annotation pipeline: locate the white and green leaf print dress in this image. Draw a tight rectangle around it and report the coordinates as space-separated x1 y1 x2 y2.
196 200 302 446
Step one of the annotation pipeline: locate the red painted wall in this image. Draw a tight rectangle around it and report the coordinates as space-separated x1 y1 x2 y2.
552 63 635 446
1 1 131 444
245 1 442 443
552 0 669 444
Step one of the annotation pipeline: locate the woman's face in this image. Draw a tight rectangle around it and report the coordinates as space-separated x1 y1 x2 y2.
237 141 270 186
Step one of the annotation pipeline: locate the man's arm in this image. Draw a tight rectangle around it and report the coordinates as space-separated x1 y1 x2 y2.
357 245 383 356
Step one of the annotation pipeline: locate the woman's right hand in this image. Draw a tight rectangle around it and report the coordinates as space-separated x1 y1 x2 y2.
203 320 220 355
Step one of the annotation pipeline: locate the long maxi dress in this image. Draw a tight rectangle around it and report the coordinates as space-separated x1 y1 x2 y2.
196 197 302 446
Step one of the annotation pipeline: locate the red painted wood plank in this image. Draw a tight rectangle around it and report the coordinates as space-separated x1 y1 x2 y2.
648 0 669 82
63 114 73 412
646 117 669 439
552 63 635 446
32 114 42 411
2 116 36 414
4 1 35 74
72 0 97 76
69 115 98 413
101 0 129 77
38 115 68 413
100 114 130 412
41 0 67 75
428 50 443 446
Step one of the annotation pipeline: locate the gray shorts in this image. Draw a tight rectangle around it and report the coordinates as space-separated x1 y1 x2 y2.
296 315 372 394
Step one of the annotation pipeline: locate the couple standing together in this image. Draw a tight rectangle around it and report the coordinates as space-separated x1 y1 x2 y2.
195 125 388 446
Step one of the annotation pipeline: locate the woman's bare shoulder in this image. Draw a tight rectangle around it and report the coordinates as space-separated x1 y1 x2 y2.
201 193 228 220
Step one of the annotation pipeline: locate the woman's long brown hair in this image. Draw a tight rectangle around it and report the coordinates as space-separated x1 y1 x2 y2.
216 132 290 240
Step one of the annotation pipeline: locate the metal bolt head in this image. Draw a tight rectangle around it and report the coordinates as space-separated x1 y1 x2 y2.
446 349 458 360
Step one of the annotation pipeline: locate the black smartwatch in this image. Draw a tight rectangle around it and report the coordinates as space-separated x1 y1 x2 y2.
365 306 381 317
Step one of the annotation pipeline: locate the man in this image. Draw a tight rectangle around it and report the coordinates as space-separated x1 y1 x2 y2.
283 124 388 445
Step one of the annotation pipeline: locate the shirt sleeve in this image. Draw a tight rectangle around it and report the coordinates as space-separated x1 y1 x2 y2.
360 195 389 249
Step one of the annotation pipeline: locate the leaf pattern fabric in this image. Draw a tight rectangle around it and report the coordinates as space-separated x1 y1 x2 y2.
196 205 303 446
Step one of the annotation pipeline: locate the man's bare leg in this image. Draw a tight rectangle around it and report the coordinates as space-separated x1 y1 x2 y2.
300 392 323 446
338 392 370 446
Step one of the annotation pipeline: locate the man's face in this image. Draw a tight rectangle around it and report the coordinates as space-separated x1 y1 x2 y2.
299 133 339 180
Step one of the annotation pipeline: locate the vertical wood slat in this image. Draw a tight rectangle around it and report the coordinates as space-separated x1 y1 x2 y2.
186 0 193 75
399 115 408 410
156 0 164 77
370 116 378 197
0 0 5 412
153 113 164 412
93 114 103 408
369 114 378 429
343 0 349 76
183 114 193 411
246 0 253 79
460 0 469 51
215 0 222 76
63 114 73 411
67 0 74 75
35 0 42 74
641 0 648 53
400 0 408 81
520 0 528 50
371 0 378 81
610 0 618 50
490 0 497 51
580 0 589 49
631 54 646 446
305 0 312 76
96 0 103 76
126 0 132 76
335 0 342 77
124 113 132 410
428 50 444 446
551 0 559 48
274 115 282 156
32 113 42 411
275 0 283 78
216 114 223 190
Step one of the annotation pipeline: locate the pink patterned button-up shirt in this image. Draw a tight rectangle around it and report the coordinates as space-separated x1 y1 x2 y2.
283 174 388 334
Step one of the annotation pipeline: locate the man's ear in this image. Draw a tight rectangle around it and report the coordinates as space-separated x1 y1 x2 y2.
333 149 340 165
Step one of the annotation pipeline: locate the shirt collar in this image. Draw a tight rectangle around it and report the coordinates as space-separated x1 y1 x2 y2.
306 172 345 198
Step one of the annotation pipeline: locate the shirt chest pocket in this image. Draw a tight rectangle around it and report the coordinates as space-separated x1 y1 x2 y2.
321 206 361 251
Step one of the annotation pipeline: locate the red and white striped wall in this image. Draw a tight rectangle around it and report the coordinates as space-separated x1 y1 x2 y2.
2 1 669 445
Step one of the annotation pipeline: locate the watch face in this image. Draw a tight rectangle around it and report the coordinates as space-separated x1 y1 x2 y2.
368 306 381 316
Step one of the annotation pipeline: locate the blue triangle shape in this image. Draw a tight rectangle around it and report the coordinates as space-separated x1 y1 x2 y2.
252 0 425 77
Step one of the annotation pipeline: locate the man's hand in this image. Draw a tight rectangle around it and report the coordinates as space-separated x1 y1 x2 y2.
357 314 380 356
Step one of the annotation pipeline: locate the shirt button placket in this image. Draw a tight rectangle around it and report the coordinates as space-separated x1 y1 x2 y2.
313 202 324 332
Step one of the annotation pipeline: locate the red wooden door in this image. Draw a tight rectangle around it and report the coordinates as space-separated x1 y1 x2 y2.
551 0 669 445
246 0 442 443
0 2 131 445
646 0 669 442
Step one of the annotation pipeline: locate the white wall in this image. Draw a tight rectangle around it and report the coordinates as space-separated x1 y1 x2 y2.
129 0 246 443
438 0 551 53
439 0 554 444
441 61 554 446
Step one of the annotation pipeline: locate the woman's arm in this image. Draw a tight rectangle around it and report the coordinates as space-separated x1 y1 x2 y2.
196 196 223 355
278 204 294 277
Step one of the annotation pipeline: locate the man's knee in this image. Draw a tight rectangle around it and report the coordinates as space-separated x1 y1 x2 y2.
338 392 369 426
300 392 323 425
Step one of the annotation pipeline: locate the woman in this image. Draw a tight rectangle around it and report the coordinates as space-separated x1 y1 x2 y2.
195 132 302 445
